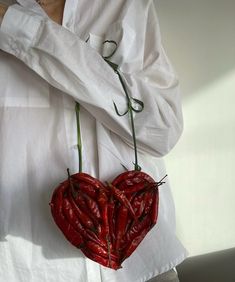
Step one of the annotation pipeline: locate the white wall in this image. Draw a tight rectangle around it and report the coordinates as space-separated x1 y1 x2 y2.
156 0 235 256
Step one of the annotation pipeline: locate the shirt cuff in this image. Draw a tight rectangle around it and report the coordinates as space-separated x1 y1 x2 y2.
0 4 43 49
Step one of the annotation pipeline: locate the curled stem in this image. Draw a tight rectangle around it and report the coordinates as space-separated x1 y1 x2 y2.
115 71 141 171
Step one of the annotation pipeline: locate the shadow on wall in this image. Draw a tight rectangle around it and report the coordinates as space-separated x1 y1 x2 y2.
156 0 235 100
176 248 235 282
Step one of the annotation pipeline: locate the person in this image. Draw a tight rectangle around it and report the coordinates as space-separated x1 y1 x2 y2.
0 0 188 281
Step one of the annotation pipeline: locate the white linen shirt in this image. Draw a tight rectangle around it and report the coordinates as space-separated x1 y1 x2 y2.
0 0 189 281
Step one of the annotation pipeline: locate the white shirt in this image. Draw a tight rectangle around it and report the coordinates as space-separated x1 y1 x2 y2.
0 0 188 281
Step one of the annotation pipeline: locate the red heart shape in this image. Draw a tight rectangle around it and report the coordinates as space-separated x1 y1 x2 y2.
49 170 159 270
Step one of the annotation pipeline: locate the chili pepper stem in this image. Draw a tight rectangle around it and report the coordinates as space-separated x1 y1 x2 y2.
116 71 141 171
129 102 139 171
67 168 78 198
158 174 168 184
75 102 82 173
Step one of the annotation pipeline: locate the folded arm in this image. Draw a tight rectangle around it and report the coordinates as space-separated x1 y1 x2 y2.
0 0 183 157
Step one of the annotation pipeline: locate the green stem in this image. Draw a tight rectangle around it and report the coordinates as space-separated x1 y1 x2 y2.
128 101 139 171
75 102 82 173
116 71 140 171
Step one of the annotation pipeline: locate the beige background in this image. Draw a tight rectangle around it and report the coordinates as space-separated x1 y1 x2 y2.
156 0 235 257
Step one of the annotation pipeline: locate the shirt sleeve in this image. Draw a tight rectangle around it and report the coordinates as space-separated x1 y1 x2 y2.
0 0 183 158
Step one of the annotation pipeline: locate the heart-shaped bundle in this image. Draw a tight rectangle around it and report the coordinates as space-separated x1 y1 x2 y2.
50 170 162 269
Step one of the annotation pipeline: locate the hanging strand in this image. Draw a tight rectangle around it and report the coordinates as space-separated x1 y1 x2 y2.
75 102 82 173
102 40 144 171
115 71 141 171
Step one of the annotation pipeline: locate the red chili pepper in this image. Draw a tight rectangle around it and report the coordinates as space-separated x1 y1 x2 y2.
72 172 106 190
53 185 106 248
72 190 86 209
67 188 96 231
124 181 158 194
97 188 113 265
85 241 118 261
61 196 101 244
123 192 137 233
131 192 146 218
85 229 106 248
67 174 101 229
112 171 142 186
62 197 85 232
81 247 120 270
97 188 109 239
108 195 116 246
120 227 149 262
71 189 100 228
143 190 154 215
115 205 129 251
86 240 109 257
82 192 101 221
106 182 137 220
112 171 155 187
50 185 83 248
63 171 98 198
73 181 97 198
125 215 152 244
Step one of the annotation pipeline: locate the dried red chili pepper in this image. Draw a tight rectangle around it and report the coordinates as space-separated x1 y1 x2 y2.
62 196 98 243
106 182 137 220
124 181 158 194
107 195 116 246
50 185 83 248
72 190 100 228
71 178 97 198
115 205 129 251
97 188 109 239
67 188 96 231
120 227 150 263
62 197 85 232
124 215 152 245
131 192 146 218
112 171 155 187
85 241 118 261
142 190 154 215
82 192 101 221
97 187 113 266
121 192 137 236
81 247 120 270
73 172 106 190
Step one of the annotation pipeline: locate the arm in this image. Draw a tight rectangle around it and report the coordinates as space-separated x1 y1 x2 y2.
0 3 8 22
0 0 183 157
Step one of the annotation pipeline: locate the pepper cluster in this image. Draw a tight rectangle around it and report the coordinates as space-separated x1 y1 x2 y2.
50 170 166 269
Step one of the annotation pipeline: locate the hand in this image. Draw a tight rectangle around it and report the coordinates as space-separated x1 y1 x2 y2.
0 3 8 20
37 0 65 25
0 1 65 25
